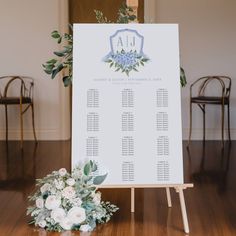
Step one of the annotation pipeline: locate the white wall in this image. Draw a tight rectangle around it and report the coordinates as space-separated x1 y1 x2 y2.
145 0 236 140
0 0 70 140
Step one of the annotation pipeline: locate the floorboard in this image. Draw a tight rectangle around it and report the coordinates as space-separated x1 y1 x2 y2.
0 141 235 235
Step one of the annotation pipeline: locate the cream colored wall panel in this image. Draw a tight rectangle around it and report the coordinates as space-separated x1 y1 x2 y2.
0 0 70 140
145 0 236 140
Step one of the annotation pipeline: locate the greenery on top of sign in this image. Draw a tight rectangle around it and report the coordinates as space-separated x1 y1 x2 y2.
42 2 187 87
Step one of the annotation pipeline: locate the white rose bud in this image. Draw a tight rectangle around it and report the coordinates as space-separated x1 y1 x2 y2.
36 198 44 209
58 168 67 177
40 183 51 193
38 220 46 228
66 178 75 186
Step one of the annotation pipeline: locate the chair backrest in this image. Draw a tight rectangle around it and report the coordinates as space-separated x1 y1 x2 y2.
0 76 34 99
190 76 231 98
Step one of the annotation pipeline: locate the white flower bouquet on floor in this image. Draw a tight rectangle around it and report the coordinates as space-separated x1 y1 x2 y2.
27 161 118 232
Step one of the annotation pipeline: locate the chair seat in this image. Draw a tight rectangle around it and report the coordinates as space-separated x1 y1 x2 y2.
191 96 229 105
0 97 32 105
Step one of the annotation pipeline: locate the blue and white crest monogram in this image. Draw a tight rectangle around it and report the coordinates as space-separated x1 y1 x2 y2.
103 29 149 76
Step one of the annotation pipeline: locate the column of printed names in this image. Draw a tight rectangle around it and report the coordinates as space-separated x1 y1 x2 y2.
121 89 134 182
156 88 170 181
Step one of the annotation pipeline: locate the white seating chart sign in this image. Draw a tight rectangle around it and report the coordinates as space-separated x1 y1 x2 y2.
72 24 183 185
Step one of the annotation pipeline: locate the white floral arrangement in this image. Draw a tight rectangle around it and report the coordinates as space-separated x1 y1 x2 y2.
27 161 118 232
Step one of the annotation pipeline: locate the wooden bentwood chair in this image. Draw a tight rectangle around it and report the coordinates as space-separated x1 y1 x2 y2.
188 76 231 146
0 76 37 147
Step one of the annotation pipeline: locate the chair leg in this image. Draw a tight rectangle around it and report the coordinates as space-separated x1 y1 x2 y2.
20 102 23 149
4 105 8 142
31 104 37 142
203 105 206 142
188 102 192 147
221 104 225 147
227 103 231 142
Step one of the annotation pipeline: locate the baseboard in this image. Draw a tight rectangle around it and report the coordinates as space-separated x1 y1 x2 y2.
182 128 234 140
0 128 234 141
0 129 70 141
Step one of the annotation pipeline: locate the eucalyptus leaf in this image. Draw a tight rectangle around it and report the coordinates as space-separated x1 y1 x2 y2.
57 37 62 44
93 173 108 185
84 162 91 176
46 59 57 64
28 219 35 225
52 64 64 79
54 51 65 57
44 69 53 75
180 67 187 87
129 15 136 21
141 58 149 62
62 76 72 87
51 31 60 39
90 160 98 172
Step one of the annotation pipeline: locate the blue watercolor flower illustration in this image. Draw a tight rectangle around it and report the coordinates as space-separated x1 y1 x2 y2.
103 29 149 76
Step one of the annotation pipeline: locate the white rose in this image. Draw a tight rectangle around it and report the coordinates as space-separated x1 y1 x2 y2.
60 216 74 230
66 178 75 186
58 168 67 177
40 183 51 193
36 198 44 209
54 179 65 190
51 208 66 223
67 206 86 224
80 224 92 232
45 195 61 210
62 186 76 199
38 220 46 228
93 192 101 206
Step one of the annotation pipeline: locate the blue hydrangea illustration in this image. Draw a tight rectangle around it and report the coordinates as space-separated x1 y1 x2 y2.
103 29 149 76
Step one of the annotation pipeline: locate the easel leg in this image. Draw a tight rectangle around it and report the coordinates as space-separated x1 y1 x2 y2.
176 187 189 234
131 188 135 213
166 187 172 207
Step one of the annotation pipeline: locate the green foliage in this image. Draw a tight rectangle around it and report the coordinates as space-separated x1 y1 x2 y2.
42 30 73 87
180 67 187 87
27 161 118 232
95 2 136 24
116 2 137 23
43 2 136 87
93 174 108 185
94 10 111 23
43 1 187 87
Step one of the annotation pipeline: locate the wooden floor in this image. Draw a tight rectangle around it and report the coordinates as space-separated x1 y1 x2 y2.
0 141 235 236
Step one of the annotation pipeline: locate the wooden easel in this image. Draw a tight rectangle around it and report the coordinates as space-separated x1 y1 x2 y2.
100 183 193 234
